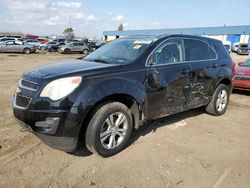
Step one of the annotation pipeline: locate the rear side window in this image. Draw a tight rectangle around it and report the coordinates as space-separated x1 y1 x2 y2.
212 41 231 60
184 39 216 61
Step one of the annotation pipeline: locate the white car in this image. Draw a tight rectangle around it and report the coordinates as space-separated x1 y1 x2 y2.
232 43 239 53
0 37 23 44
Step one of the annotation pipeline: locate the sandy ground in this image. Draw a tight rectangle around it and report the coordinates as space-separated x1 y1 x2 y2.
0 52 249 188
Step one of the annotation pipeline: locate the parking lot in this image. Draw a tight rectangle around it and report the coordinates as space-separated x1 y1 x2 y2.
0 52 249 188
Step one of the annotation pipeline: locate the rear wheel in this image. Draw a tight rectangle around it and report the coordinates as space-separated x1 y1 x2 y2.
23 48 31 54
85 102 133 157
64 49 71 54
205 84 230 116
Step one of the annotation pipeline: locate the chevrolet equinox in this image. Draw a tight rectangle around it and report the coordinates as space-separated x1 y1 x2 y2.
13 35 233 157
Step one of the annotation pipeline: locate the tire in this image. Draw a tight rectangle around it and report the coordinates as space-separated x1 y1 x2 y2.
205 84 230 116
85 102 133 157
23 48 31 54
41 47 46 51
64 49 71 54
81 49 89 55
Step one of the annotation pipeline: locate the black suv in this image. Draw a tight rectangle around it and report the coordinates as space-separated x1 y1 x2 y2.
13 35 233 157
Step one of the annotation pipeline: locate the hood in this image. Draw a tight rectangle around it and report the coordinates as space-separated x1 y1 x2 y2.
23 59 119 79
234 65 250 76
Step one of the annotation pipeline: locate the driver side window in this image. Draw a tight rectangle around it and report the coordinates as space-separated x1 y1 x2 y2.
149 38 185 65
6 41 14 45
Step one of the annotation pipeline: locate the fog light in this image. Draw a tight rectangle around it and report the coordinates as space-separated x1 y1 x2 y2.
35 117 60 134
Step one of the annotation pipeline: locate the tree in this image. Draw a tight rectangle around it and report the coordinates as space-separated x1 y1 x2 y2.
118 24 124 31
63 27 75 39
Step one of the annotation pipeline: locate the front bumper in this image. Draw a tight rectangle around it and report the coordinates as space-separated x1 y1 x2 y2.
13 88 84 152
238 50 249 55
15 117 78 151
12 75 90 152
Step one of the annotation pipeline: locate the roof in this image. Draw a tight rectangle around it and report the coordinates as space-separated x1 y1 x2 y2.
103 25 250 36
118 34 221 43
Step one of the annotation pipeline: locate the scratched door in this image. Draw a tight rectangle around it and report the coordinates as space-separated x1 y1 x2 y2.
145 38 191 120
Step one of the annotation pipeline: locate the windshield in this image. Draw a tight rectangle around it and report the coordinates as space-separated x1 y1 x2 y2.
242 59 250 66
84 38 155 64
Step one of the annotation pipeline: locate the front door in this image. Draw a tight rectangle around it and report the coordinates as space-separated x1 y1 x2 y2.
145 38 191 120
3 41 15 52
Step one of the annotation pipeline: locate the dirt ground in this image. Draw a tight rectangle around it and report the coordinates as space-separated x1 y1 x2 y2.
0 52 249 188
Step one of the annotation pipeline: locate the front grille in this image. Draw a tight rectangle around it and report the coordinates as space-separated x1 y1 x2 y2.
20 79 38 90
234 76 250 81
15 95 31 108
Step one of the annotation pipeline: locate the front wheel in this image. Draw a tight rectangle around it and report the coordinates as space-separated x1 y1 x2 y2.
81 49 89 55
205 84 230 116
85 102 133 157
23 48 31 54
64 49 71 54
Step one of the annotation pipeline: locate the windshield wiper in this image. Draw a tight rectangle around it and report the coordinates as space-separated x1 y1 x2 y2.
85 58 109 64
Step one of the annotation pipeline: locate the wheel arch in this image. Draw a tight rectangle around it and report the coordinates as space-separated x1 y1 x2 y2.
75 77 146 144
216 77 232 92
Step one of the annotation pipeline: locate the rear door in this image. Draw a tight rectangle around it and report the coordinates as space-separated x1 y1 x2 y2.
145 38 192 120
72 43 81 52
184 38 218 107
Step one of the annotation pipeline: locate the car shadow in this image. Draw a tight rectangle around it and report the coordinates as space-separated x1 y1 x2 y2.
232 89 250 96
70 107 205 157
129 107 205 146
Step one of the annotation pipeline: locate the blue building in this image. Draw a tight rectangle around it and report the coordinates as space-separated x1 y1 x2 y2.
103 25 250 47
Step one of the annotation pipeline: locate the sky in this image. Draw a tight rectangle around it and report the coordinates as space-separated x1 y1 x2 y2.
0 0 249 38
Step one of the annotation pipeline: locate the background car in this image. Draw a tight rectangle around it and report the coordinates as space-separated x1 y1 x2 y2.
232 43 239 53
24 39 41 48
0 37 23 44
47 42 66 52
236 43 249 55
233 59 250 91
86 41 103 51
38 41 59 51
37 38 49 44
59 42 89 54
223 41 231 54
0 41 36 54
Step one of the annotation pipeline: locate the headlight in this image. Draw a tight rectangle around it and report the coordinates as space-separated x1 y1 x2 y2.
40 77 82 101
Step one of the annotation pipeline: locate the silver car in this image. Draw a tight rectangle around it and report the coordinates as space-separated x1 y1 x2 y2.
0 41 36 54
59 42 89 54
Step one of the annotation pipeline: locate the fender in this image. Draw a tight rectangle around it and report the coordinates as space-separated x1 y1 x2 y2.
72 77 147 128
210 65 232 96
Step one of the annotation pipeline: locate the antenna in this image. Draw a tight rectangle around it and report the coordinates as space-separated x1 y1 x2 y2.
68 16 71 27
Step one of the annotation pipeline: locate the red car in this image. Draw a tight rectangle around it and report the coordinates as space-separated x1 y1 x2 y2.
233 59 250 91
